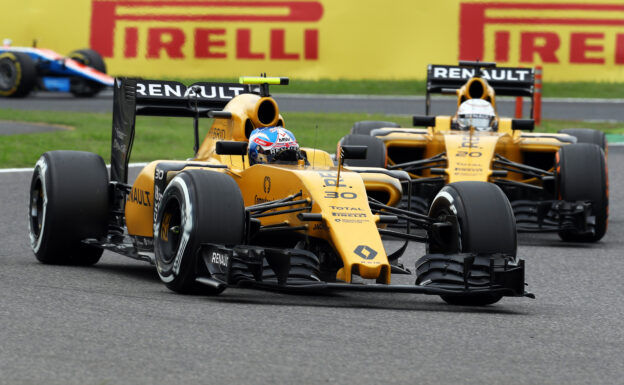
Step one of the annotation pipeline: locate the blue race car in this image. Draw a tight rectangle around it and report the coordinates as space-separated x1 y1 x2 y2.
0 41 114 97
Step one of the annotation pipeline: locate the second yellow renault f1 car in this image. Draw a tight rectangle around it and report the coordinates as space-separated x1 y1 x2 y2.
340 61 608 243
28 76 532 306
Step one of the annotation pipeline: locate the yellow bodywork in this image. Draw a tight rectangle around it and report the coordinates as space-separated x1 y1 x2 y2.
124 89 402 283
374 75 570 184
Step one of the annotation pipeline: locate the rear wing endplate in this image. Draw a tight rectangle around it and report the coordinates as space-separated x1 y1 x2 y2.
110 78 258 183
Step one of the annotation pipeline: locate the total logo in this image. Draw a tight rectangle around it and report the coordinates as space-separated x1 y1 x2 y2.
90 0 323 61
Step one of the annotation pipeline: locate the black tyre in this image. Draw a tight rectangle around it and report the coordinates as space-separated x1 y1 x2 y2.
558 128 606 151
0 52 36 97
351 120 400 136
417 182 517 306
68 48 107 97
339 134 387 168
155 170 245 294
556 143 608 242
29 151 109 265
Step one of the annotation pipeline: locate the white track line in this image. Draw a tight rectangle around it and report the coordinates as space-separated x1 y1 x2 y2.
274 93 624 104
0 162 148 174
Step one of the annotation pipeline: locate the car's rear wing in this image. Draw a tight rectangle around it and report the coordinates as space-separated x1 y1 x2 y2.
426 62 535 115
111 78 258 183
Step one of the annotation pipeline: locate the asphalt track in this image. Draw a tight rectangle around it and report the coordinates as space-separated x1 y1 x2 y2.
1 90 623 121
1 148 623 385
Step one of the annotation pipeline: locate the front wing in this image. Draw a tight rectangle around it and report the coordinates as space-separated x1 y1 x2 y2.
196 244 533 299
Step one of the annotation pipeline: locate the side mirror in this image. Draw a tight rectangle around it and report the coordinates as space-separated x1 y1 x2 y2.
215 141 248 155
340 145 367 160
512 119 534 132
413 115 436 127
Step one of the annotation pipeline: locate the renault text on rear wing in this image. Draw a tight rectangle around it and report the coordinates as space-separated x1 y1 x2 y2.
427 64 534 97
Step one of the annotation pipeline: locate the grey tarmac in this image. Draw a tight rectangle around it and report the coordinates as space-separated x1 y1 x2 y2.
0 148 622 385
1 90 622 121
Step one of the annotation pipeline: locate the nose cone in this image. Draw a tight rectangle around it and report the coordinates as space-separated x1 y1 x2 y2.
337 261 391 284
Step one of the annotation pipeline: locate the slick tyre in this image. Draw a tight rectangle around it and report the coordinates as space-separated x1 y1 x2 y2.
418 182 517 306
558 128 607 151
339 134 387 168
351 120 400 136
155 170 245 294
0 52 36 97
556 143 608 242
68 48 107 97
29 151 109 265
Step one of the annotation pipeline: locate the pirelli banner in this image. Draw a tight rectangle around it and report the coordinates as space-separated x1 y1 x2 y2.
2 0 624 82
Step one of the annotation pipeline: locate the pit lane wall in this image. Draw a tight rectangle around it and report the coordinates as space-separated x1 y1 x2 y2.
2 0 623 82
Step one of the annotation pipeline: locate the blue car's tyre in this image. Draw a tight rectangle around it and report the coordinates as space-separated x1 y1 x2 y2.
0 52 36 97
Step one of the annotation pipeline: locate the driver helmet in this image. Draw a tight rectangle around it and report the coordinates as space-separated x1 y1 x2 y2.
248 126 302 165
457 99 496 131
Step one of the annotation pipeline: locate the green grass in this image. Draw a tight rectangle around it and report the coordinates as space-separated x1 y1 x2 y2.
165 77 624 99
1 108 622 169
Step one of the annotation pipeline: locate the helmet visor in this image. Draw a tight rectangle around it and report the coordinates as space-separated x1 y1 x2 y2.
458 114 495 131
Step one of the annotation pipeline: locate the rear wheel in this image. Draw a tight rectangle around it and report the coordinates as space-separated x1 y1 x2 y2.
417 182 517 306
68 48 107 97
155 170 245 294
339 134 387 168
351 120 400 136
29 151 109 265
557 143 608 242
0 52 36 97
558 128 606 151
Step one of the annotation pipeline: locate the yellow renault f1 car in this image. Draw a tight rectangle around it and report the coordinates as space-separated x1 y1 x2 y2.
340 61 608 243
28 76 532 305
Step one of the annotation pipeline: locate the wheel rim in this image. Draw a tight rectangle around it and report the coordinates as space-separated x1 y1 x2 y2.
29 176 45 243
0 59 16 90
158 197 182 265
428 205 462 254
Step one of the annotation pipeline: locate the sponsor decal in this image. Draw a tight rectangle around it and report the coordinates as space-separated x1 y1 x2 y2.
211 128 225 139
459 2 624 65
312 223 328 231
334 218 369 224
329 206 363 211
430 65 532 82
354 245 377 260
90 0 323 61
160 212 172 241
263 176 271 193
136 81 247 99
209 250 229 267
133 236 154 251
254 194 270 204
454 167 483 173
127 187 152 207
277 130 293 143
331 212 366 218
254 137 273 147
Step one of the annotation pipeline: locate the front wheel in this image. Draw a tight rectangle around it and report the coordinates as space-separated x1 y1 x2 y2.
556 143 608 242
154 170 245 294
417 182 517 306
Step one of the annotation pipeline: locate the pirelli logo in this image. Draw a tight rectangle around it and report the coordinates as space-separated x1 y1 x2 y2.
90 0 323 60
459 2 624 65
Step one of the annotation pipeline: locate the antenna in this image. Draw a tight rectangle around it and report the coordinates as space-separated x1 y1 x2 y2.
312 124 319 169
336 145 344 187
191 86 200 156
